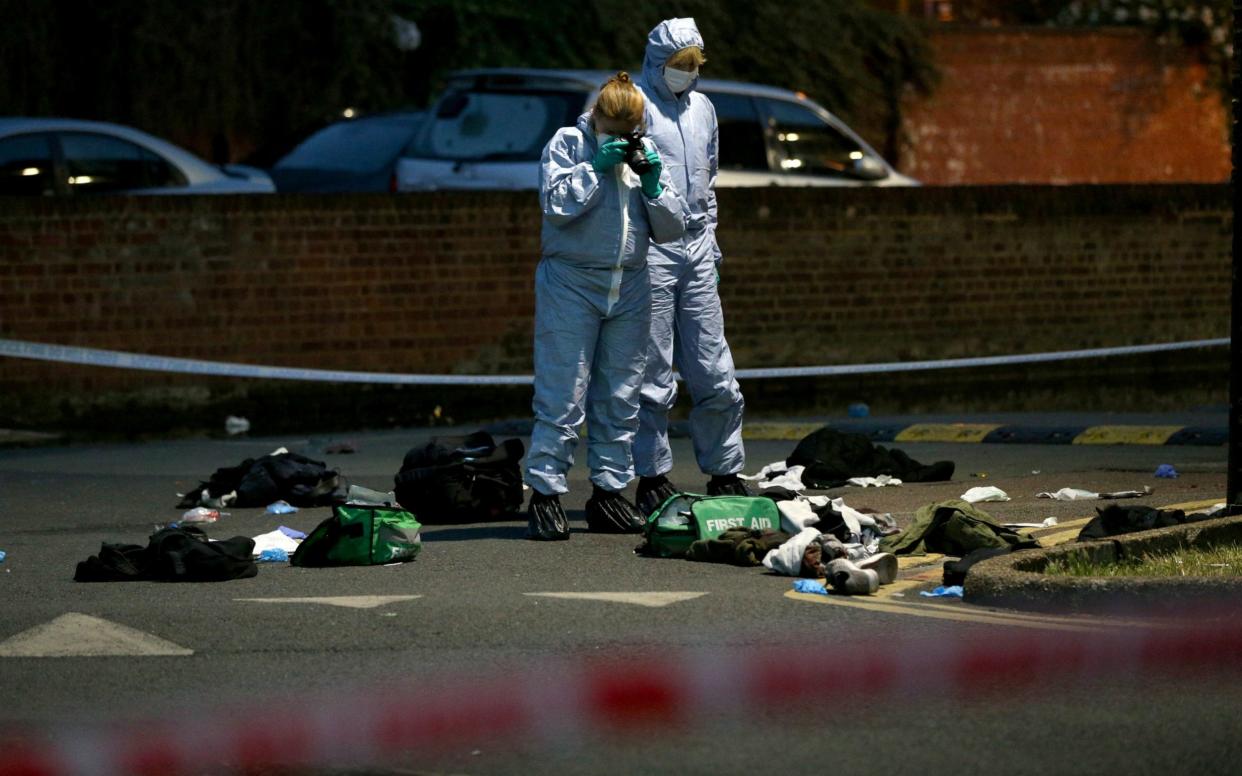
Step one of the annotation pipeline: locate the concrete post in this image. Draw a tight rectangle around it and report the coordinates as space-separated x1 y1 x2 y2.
1230 1 1241 508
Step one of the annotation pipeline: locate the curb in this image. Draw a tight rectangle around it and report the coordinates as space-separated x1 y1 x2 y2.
964 513 1242 613
740 421 1227 446
484 419 1227 446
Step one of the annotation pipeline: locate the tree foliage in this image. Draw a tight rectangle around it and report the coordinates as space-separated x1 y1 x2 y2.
0 0 937 163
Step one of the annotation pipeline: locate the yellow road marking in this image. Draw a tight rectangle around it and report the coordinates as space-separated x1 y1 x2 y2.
1037 527 1092 547
893 423 1000 443
909 599 1182 630
897 553 945 570
742 422 825 441
1073 425 1182 445
785 590 1108 632
1162 498 1226 512
880 575 940 598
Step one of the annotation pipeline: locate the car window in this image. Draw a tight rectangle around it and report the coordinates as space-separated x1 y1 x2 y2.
0 133 57 196
59 132 185 193
277 118 422 171
703 91 769 172
758 98 868 177
409 89 583 162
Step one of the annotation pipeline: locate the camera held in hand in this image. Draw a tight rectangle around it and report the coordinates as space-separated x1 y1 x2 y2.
619 131 652 175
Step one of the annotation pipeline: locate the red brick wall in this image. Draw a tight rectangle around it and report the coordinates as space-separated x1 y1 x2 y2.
902 28 1231 184
0 186 1230 399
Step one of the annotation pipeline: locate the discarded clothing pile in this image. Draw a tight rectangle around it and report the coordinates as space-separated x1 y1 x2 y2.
784 427 955 489
1076 504 1211 542
744 462 906 494
686 527 790 566
178 448 344 509
880 499 1039 557
74 526 257 582
870 499 1043 587
759 495 901 595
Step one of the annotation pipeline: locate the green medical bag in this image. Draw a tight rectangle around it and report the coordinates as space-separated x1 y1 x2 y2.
291 503 422 567
641 494 781 559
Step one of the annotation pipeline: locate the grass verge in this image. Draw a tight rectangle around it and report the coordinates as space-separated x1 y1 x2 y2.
1045 544 1242 578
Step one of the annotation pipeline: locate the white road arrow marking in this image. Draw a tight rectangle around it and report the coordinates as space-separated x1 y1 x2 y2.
524 592 707 608
0 613 193 657
234 595 422 609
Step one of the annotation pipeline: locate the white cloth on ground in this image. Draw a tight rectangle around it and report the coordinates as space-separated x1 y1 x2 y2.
1035 487 1099 501
961 486 1010 503
762 527 821 576
250 529 301 558
740 460 806 491
776 499 820 533
1003 517 1059 529
847 475 903 488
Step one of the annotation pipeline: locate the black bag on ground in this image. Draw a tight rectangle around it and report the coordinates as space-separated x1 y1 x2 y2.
74 526 257 582
393 431 525 523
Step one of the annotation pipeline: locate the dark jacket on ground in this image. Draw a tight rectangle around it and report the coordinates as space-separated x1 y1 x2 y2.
1076 504 1204 541
786 427 955 489
74 526 257 582
880 499 1039 557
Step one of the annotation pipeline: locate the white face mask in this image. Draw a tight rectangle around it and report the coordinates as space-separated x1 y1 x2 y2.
663 66 697 94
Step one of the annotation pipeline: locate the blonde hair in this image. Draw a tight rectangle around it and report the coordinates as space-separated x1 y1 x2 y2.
667 46 706 70
593 71 645 127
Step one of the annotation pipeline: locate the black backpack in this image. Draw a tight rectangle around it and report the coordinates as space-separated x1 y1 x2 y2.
393 431 525 524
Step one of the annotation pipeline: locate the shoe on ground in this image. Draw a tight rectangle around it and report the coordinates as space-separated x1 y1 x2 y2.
857 552 898 585
526 491 569 541
706 473 754 497
635 475 680 517
826 558 879 595
585 486 646 533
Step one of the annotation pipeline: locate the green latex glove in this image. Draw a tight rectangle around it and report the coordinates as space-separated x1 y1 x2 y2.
592 138 628 172
639 149 663 198
714 268 720 285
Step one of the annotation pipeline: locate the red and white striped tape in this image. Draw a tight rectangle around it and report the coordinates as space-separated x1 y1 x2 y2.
3 616 1240 775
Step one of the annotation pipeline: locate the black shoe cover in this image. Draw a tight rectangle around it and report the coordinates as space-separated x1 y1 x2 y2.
706 473 753 497
584 487 646 533
635 475 680 518
526 491 569 541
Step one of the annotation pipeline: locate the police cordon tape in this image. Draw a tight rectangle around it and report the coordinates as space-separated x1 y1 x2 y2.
0 337 1229 386
3 616 1241 775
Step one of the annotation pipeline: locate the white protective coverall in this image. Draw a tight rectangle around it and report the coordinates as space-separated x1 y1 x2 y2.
634 17 746 479
526 112 687 495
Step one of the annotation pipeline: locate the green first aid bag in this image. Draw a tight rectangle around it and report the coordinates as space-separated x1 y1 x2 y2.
641 494 781 559
291 503 422 567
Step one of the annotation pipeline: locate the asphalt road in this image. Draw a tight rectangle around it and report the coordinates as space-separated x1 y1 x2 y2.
0 419 1237 774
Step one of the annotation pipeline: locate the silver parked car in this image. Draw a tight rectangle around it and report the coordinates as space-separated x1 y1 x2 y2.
270 110 427 193
0 117 274 196
395 68 917 191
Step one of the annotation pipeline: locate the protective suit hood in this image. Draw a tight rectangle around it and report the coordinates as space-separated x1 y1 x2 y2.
641 18 704 103
575 112 598 144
